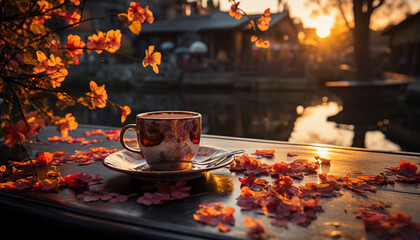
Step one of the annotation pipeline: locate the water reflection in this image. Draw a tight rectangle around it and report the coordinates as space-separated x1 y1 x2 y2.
289 102 354 146
289 101 401 151
69 87 420 152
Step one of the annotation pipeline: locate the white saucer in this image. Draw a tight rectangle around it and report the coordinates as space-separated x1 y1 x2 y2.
103 146 234 181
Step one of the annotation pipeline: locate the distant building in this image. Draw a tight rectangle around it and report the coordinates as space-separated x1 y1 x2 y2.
383 11 420 76
141 10 299 74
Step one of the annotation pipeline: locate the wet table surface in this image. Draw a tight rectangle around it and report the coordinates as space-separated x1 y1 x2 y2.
1 125 420 239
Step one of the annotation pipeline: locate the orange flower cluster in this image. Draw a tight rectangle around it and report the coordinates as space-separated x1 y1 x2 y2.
88 81 108 108
118 2 154 35
251 35 270 48
229 2 242 20
53 9 81 25
87 30 122 53
33 51 68 88
65 34 85 65
78 81 109 109
142 45 161 73
228 3 271 48
257 8 271 31
127 2 154 23
2 1 157 148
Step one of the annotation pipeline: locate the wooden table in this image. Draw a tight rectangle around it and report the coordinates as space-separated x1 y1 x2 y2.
1 125 419 239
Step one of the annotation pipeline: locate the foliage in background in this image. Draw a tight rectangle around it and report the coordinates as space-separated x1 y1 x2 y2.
0 0 269 148
0 0 159 147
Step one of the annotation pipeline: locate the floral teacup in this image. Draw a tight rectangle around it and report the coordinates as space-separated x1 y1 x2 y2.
120 111 201 170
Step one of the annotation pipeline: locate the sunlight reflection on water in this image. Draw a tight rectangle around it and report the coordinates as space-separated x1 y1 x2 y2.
288 102 401 151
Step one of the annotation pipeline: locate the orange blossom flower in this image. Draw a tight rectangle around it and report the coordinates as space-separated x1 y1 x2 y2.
33 51 68 88
55 113 78 137
257 8 271 31
87 31 108 54
229 2 242 20
88 80 108 108
251 35 270 48
105 29 122 53
65 34 85 65
120 105 131 123
127 2 154 24
142 45 161 74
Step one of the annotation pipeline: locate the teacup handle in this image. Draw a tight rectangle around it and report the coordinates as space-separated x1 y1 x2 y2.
120 124 142 155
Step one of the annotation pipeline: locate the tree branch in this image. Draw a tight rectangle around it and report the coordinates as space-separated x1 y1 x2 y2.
51 13 118 33
368 0 385 15
337 0 353 31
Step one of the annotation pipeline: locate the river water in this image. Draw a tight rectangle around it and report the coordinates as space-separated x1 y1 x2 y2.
68 86 420 153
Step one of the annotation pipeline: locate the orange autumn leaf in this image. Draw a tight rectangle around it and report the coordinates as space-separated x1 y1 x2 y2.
253 149 275 158
55 113 78 137
244 217 268 237
105 29 122 53
65 34 85 65
0 181 14 190
36 152 54 165
56 92 76 109
142 45 161 73
399 160 418 172
121 105 131 123
257 8 271 31
229 2 242 20
128 20 141 35
26 111 46 137
193 202 235 232
4 122 26 147
88 80 108 108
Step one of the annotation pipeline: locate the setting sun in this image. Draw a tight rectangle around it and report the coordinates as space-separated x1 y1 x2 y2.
316 26 331 38
314 16 334 38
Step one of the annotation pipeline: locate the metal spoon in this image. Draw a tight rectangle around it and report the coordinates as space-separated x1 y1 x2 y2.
191 149 244 165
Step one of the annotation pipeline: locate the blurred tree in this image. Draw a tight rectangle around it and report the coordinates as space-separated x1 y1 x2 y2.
306 0 411 81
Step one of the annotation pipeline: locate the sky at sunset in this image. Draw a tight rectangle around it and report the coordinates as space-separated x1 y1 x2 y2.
218 0 420 31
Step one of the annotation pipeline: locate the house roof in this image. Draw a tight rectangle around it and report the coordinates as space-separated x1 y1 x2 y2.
141 11 289 33
382 10 420 35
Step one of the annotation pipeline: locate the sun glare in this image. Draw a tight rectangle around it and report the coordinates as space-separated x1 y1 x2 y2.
313 16 334 38
316 27 331 38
